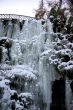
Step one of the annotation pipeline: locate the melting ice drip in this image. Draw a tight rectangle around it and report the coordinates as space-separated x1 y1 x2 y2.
0 18 57 110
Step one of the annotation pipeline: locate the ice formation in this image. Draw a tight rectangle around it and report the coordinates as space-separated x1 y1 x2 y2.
0 17 67 110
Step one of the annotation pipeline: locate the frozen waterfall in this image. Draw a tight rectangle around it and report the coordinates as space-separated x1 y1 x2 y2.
0 17 62 110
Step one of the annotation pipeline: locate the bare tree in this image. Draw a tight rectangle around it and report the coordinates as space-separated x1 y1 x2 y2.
58 0 62 10
35 0 67 19
35 0 46 19
67 0 73 15
47 0 66 18
39 0 44 9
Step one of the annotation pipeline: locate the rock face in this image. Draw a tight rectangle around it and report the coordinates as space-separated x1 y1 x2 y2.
0 15 72 110
49 11 73 109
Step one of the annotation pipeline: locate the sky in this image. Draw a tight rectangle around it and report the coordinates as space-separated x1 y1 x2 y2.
0 0 40 17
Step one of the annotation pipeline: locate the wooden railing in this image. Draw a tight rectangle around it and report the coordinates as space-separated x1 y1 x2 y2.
0 14 34 20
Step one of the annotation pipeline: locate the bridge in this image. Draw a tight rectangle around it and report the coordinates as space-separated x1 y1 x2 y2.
0 14 34 20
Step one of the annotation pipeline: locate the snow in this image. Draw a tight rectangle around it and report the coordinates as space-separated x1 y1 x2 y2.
58 61 73 71
0 37 8 40
65 65 73 70
0 80 6 88
7 65 37 80
55 49 72 56
16 102 23 110
0 79 10 88
0 37 13 41
19 92 32 99
40 49 52 56
0 64 12 70
10 90 17 95
0 64 37 80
